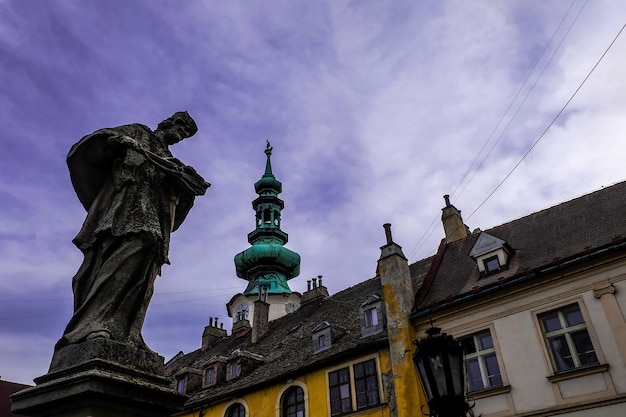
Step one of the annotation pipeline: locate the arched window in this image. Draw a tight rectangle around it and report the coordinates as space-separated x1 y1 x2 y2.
226 403 245 417
282 386 305 417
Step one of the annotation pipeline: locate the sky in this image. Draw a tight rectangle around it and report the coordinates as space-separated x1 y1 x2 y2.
1 0 625 385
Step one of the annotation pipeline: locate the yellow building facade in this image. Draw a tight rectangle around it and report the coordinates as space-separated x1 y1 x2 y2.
166 146 427 417
175 350 393 417
167 270 425 417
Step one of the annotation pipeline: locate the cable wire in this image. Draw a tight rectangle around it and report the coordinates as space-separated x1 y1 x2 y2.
466 23 626 222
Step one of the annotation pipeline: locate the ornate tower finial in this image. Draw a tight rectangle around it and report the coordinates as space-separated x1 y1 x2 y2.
234 143 301 296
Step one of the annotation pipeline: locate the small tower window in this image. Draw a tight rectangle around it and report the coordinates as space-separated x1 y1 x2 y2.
235 304 249 322
264 208 271 225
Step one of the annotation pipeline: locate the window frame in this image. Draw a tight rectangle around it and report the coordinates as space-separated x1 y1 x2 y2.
353 359 380 409
204 366 216 387
225 402 246 417
483 255 501 274
235 303 249 322
536 302 601 374
459 329 504 392
175 376 186 393
328 367 352 416
318 334 327 349
364 307 378 328
359 298 385 337
282 385 306 417
227 360 241 380
326 355 382 416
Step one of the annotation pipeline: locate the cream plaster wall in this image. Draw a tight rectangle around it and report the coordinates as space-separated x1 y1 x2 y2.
415 257 626 417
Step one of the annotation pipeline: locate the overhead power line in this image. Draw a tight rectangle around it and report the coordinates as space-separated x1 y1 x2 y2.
406 1 585 260
466 23 626 222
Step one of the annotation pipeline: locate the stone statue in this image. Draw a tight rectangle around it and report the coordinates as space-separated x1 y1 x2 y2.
57 111 209 353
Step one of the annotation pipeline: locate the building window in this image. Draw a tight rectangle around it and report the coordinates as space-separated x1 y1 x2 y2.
312 321 335 353
328 359 381 415
226 403 245 417
176 377 186 393
235 304 249 322
228 361 240 380
539 304 599 372
282 386 305 417
483 256 500 274
329 367 352 415
364 307 378 328
460 330 503 392
353 359 380 409
319 334 327 349
360 297 384 337
205 367 216 386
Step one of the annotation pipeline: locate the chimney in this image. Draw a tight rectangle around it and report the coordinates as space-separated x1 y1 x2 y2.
441 195 469 242
252 297 270 343
202 316 228 351
377 223 419 417
301 275 329 306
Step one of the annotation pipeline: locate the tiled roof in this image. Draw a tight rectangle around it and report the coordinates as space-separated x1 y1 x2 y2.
413 181 626 313
165 276 386 408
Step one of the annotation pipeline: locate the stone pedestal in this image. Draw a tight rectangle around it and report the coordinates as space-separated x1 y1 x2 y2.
11 339 187 417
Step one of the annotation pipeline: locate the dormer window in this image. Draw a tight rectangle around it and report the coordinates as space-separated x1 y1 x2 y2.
312 321 346 353
228 360 240 380
176 377 186 393
483 255 500 274
174 367 202 393
319 334 327 348
469 232 513 277
312 322 332 353
202 356 227 387
204 367 216 386
222 350 263 381
360 295 385 337
364 307 378 327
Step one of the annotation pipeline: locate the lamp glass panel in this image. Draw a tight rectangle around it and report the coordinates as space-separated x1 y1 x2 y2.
449 349 464 395
428 353 448 396
416 357 433 399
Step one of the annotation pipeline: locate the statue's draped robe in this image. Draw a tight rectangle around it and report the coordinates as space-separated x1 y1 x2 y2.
59 124 200 350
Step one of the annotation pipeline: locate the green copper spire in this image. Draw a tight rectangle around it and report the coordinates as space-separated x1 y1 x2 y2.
254 140 282 197
234 142 301 295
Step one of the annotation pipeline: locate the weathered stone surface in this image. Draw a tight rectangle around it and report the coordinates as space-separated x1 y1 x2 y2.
11 359 187 417
55 111 209 367
10 113 208 417
49 337 164 375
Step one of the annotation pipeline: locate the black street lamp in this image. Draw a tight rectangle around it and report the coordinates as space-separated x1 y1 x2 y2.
413 327 473 417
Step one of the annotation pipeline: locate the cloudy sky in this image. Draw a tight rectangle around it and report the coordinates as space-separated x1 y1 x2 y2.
1 0 625 384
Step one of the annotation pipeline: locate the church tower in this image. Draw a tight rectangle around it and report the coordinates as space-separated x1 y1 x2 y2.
227 142 301 335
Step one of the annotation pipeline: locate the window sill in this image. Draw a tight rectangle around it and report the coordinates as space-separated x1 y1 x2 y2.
467 385 511 400
547 363 608 383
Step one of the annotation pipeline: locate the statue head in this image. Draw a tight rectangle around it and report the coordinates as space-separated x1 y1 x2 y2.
157 111 198 144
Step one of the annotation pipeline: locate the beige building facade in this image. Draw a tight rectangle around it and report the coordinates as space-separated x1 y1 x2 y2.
409 182 626 416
